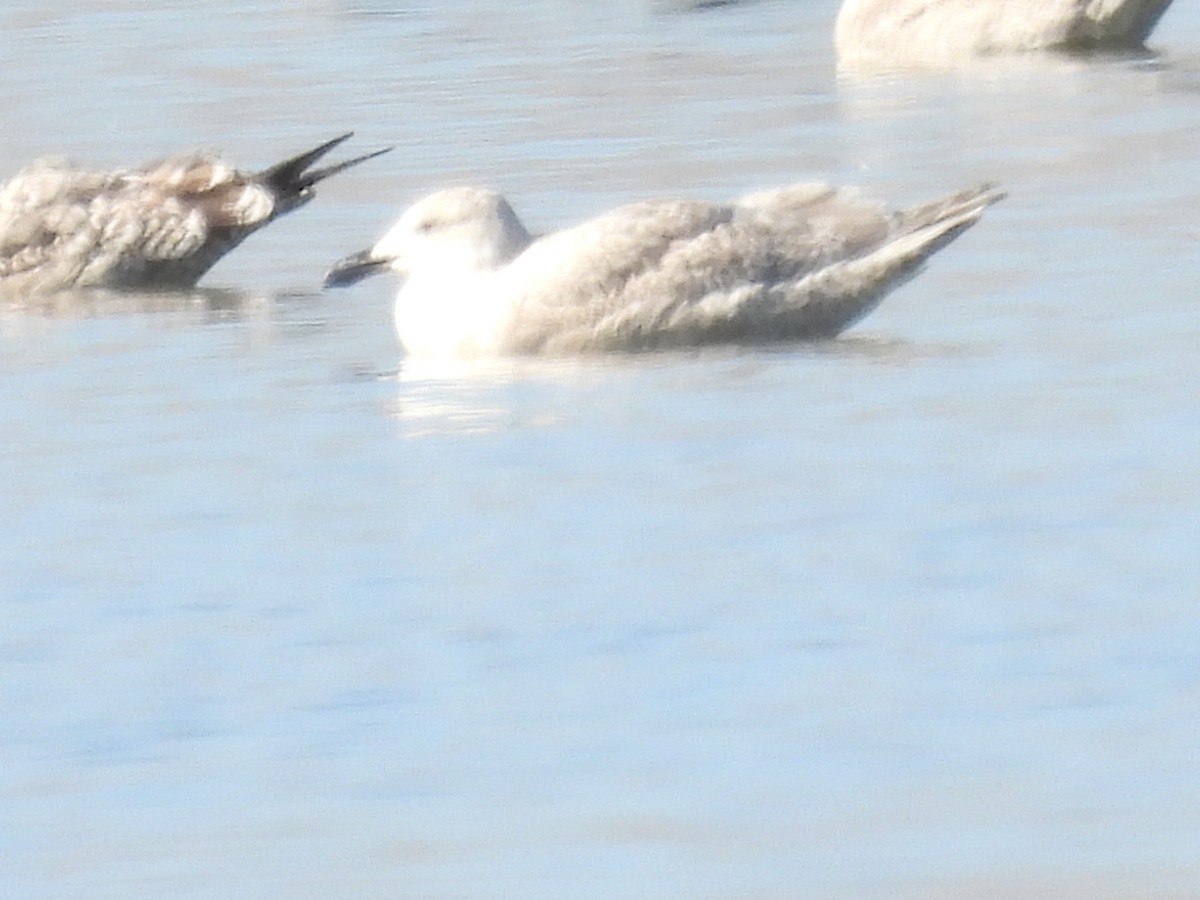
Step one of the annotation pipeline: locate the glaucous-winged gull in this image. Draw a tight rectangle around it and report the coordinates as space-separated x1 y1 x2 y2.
835 0 1175 68
325 182 1004 358
0 133 390 295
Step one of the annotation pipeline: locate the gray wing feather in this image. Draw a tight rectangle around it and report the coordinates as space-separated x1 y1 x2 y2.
502 198 735 352
514 183 1001 353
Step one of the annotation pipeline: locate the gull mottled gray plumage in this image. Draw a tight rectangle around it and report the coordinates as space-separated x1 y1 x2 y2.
325 182 1004 358
0 133 390 295
836 0 1175 68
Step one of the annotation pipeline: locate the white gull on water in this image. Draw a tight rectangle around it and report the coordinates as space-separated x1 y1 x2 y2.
835 0 1175 68
324 182 1004 358
0 133 389 295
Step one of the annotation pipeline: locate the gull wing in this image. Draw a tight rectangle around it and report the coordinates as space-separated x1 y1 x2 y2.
504 183 1000 353
500 197 735 352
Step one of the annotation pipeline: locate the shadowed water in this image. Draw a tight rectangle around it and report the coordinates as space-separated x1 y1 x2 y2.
3 1 1200 897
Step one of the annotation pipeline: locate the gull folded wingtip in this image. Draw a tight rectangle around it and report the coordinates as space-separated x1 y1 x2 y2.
259 133 393 194
302 145 393 189
258 133 352 187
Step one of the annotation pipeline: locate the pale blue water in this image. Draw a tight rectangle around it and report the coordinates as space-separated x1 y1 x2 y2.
3 2 1200 897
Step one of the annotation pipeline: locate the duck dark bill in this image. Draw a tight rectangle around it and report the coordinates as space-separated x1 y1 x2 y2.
324 249 389 287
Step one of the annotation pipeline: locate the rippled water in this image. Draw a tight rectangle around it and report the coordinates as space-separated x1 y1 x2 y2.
4 1 1200 897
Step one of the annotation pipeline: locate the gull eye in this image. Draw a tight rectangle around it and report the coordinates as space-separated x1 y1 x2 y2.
416 217 437 234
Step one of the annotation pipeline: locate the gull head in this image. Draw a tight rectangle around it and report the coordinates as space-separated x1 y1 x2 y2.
325 186 532 288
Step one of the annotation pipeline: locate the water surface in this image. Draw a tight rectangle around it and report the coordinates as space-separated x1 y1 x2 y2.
3 1 1200 897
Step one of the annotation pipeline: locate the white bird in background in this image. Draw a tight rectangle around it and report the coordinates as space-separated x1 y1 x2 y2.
835 0 1175 68
0 133 390 295
325 182 1004 358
